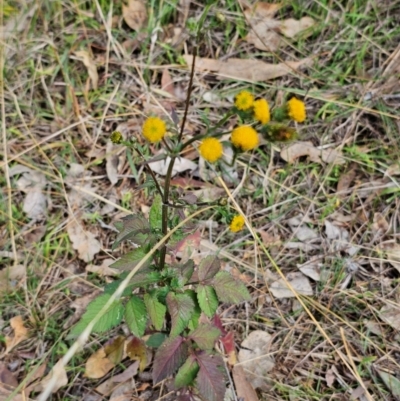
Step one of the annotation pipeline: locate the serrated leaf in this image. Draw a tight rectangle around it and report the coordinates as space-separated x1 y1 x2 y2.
125 296 147 337
175 355 199 388
179 259 195 285
68 294 124 338
149 194 163 231
185 289 201 331
212 271 251 304
152 336 188 383
197 285 218 318
131 271 162 288
196 352 227 401
198 255 220 281
103 272 133 296
190 324 221 350
166 292 195 337
126 336 148 372
110 247 151 271
144 293 166 331
113 214 150 249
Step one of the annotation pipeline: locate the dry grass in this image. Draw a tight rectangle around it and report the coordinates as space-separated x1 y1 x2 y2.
1 0 400 400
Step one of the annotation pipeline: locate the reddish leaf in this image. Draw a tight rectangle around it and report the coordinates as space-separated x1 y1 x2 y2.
196 352 227 401
113 214 150 249
189 324 221 350
126 336 148 372
198 255 220 281
172 230 201 256
178 259 195 285
212 271 251 304
152 336 188 383
166 292 195 337
211 315 227 336
220 332 235 355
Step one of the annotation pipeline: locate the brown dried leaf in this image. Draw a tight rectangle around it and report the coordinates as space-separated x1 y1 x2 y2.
85 348 116 379
281 141 345 165
232 365 259 401
75 50 98 90
161 68 175 97
0 363 18 388
270 272 313 298
245 2 282 19
86 258 118 277
67 219 101 262
183 55 311 82
4 316 29 354
0 265 26 296
279 17 315 38
378 303 400 330
122 0 147 31
337 164 357 196
245 19 281 51
34 359 68 394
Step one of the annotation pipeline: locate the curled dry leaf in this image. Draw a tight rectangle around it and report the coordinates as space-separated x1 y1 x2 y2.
378 303 400 331
238 330 275 390
270 272 313 299
67 218 101 262
86 258 118 277
4 315 29 354
232 365 260 401
75 50 99 90
122 0 147 31
34 359 68 394
85 348 116 379
281 142 345 165
184 55 311 82
148 155 197 177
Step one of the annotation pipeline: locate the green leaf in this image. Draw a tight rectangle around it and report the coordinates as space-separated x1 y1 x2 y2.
146 333 168 348
212 271 251 304
198 255 220 281
185 289 201 331
125 295 147 337
112 214 150 249
174 355 199 388
110 247 151 271
149 194 163 231
178 259 195 285
144 293 166 331
190 324 221 350
68 294 124 338
166 292 195 337
197 285 218 318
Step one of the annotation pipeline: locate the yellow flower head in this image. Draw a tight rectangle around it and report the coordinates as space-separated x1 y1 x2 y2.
287 98 306 123
110 131 122 144
199 137 223 163
142 117 166 143
234 91 254 111
253 99 270 124
231 126 259 151
230 215 245 233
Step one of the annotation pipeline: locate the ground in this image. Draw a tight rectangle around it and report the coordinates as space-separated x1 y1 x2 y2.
1 0 400 400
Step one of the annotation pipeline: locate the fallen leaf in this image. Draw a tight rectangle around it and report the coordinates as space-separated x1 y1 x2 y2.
381 243 400 273
379 303 400 330
232 365 259 401
161 68 176 98
4 316 29 354
270 272 313 298
0 265 26 296
148 155 197 177
67 218 101 262
75 50 98 90
106 141 121 185
183 55 311 82
238 330 275 390
385 163 400 176
33 359 68 394
372 212 389 234
279 17 315 38
297 258 321 281
85 348 116 379
376 369 400 396
247 2 282 19
15 170 48 220
126 337 148 372
337 164 357 196
122 0 147 31
291 225 318 241
281 141 345 165
0 363 18 388
86 258 118 277
109 381 136 401
245 19 281 51
325 367 335 388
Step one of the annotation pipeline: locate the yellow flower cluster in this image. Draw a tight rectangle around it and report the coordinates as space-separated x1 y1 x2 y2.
234 91 254 111
229 215 245 232
142 117 166 143
199 137 223 163
253 99 270 124
231 126 259 151
287 97 306 123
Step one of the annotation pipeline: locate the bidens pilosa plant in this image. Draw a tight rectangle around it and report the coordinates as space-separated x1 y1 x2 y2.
68 23 307 401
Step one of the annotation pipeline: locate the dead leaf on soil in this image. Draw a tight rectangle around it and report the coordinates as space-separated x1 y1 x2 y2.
75 50 98 90
148 154 197 176
372 212 389 235
297 258 321 281
238 330 275 390
232 365 260 401
376 369 400 396
161 68 176 98
67 218 101 262
4 316 29 354
337 164 357 196
184 55 311 82
86 258 118 277
385 163 400 176
0 264 26 296
33 359 68 394
0 363 18 388
380 243 400 273
378 303 400 331
122 0 147 31
281 141 345 165
109 381 136 401
270 272 313 298
279 17 315 38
